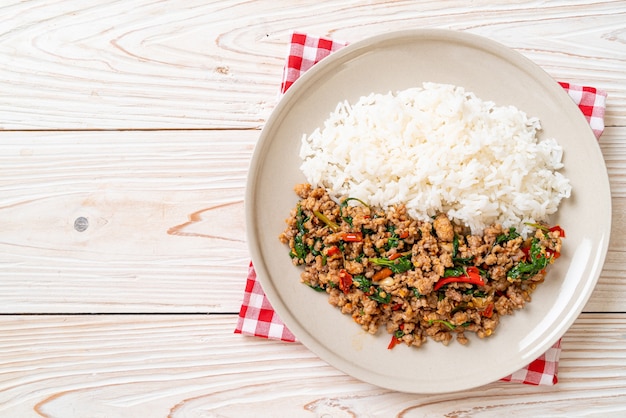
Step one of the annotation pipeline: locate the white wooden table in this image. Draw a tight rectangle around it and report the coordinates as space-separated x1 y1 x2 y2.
1 1 625 416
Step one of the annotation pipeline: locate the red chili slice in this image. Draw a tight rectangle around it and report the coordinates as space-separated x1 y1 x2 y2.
546 248 561 259
372 267 393 282
326 246 341 257
388 324 405 349
549 225 566 238
342 232 363 242
338 269 353 294
433 266 485 291
482 302 494 318
387 335 401 350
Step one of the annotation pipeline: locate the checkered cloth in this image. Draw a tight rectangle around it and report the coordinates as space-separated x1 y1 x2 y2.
235 32 608 386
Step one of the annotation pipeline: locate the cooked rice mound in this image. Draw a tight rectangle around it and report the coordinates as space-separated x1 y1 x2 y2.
299 82 571 237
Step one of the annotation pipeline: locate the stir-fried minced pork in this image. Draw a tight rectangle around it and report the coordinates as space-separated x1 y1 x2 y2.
279 184 565 349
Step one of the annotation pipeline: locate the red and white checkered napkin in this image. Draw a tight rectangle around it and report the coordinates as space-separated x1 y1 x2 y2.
235 32 608 386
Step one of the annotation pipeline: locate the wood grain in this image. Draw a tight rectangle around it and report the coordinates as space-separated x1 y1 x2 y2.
0 314 623 417
0 0 624 130
1 128 624 313
1 1 625 414
0 130 254 313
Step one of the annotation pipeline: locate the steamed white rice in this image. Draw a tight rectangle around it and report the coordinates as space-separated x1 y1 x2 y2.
299 82 571 237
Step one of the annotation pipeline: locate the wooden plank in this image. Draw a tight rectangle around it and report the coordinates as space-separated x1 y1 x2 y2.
587 129 626 311
1 128 625 313
0 130 255 313
0 0 623 130
0 313 623 417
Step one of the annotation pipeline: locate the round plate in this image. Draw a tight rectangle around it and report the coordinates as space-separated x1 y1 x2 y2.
246 29 611 393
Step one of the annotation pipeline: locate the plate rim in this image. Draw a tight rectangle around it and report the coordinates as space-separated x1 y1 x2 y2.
246 28 611 393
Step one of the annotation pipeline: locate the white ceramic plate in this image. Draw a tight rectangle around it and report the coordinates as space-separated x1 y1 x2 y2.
246 29 611 393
